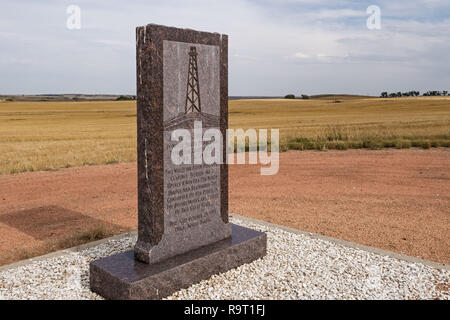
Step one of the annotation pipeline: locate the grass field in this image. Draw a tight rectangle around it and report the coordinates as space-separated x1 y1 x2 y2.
1 97 449 175
230 97 450 151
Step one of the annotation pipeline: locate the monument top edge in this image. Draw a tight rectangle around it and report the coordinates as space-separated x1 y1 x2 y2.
136 23 227 38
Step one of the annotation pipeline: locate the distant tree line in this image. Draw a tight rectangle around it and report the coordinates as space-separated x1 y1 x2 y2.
423 90 448 96
380 90 448 98
284 94 310 99
116 95 136 101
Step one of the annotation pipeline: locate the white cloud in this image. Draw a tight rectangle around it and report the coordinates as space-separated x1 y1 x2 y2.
308 9 366 20
293 52 310 59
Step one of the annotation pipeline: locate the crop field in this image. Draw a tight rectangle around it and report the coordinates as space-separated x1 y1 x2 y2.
230 97 450 151
0 97 449 175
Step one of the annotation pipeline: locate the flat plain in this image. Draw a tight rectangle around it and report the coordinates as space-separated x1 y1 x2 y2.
1 96 449 175
0 97 449 266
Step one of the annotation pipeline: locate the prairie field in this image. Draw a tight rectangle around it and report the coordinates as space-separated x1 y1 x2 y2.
0 101 136 175
230 97 450 151
0 97 450 175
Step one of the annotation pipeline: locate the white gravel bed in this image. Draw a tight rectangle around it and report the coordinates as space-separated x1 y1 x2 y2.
0 218 448 300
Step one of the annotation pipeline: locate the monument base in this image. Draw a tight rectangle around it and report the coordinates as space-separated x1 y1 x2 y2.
90 224 267 300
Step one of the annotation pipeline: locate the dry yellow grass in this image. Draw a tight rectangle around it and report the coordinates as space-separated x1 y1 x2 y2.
0 101 136 175
230 97 450 150
1 97 449 175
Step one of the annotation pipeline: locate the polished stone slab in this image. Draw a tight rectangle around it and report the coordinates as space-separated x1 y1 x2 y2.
134 23 231 264
90 224 267 300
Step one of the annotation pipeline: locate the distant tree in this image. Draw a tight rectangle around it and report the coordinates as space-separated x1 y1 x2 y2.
284 94 295 99
301 94 309 99
380 90 423 98
404 91 417 97
424 90 442 96
116 95 134 101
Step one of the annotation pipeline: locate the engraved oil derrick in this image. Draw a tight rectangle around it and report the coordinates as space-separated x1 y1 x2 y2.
185 47 201 113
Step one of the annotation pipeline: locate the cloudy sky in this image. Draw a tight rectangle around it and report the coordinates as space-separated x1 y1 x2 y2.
1 0 449 96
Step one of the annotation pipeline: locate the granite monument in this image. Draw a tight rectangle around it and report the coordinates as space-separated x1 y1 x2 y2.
89 24 267 300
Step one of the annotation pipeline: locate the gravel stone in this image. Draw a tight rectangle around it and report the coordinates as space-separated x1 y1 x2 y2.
0 218 448 300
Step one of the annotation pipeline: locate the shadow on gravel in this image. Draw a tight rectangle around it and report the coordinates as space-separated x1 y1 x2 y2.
0 205 122 240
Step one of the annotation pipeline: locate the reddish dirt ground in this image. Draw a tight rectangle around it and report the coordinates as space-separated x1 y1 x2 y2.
0 149 449 266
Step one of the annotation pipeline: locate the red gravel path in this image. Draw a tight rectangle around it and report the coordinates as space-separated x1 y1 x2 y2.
0 149 448 266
